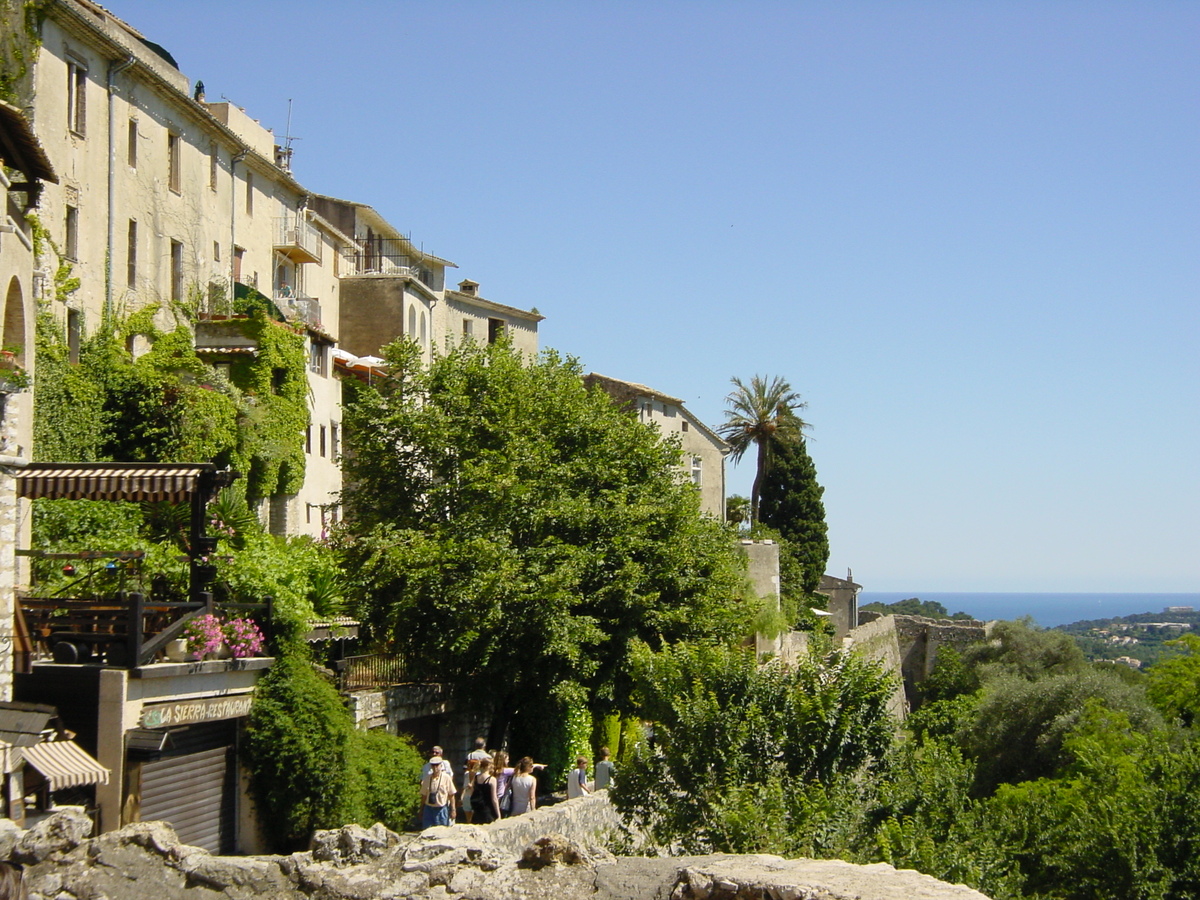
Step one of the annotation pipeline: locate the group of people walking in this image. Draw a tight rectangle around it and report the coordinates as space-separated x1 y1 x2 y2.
419 738 615 830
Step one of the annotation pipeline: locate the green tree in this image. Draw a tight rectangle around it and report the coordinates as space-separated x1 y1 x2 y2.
757 437 828 594
719 375 809 525
339 340 750 751
613 641 895 854
725 494 750 529
1146 633 1200 727
244 646 422 850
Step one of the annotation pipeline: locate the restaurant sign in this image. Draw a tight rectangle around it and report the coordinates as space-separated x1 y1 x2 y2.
139 694 253 728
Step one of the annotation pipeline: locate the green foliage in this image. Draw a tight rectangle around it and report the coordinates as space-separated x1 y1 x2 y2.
612 641 895 853
0 0 42 106
962 618 1087 681
960 668 1164 796
1146 633 1200 726
757 438 828 594
719 374 809 525
340 340 750 749
33 305 307 501
219 314 309 498
342 726 424 833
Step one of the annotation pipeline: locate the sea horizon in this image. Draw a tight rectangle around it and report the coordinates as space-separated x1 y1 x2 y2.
856 591 1200 629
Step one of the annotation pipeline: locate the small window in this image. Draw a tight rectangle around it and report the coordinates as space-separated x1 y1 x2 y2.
308 341 327 376
681 420 689 432
319 424 327 458
691 456 703 486
127 118 137 168
126 219 137 288
170 240 183 301
67 58 86 135
462 318 473 339
305 426 312 454
167 132 181 193
245 172 253 215
67 308 82 364
233 246 244 282
272 367 286 394
64 205 79 260
488 318 504 344
208 142 218 191
331 423 340 458
408 306 417 337
213 240 220 262
420 311 427 347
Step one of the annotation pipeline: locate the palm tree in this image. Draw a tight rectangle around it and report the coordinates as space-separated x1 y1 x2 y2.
725 494 750 529
719 375 809 525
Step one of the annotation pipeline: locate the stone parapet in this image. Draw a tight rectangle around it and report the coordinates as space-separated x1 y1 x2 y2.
0 804 994 900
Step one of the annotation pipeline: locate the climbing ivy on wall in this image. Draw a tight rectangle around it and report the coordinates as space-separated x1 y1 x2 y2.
33 277 308 500
205 313 309 499
0 0 43 107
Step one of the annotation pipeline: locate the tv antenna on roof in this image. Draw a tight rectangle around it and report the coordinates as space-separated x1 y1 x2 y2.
277 98 301 173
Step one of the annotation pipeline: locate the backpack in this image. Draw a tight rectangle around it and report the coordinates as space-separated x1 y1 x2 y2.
498 772 513 814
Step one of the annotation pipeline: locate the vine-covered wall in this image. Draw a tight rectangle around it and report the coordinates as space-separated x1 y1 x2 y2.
0 0 43 107
33 290 309 500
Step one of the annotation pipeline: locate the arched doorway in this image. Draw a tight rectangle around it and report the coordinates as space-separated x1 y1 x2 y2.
3 277 27 364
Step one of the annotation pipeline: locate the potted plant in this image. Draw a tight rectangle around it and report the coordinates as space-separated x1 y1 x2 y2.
223 617 265 658
181 613 225 660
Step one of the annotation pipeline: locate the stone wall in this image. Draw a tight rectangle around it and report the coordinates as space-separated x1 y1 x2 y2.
882 615 987 706
842 615 908 720
0 803 994 900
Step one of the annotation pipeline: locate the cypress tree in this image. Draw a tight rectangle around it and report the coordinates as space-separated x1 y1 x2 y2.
758 438 829 595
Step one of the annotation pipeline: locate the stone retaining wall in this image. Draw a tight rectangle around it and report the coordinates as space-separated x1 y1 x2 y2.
0 802 994 900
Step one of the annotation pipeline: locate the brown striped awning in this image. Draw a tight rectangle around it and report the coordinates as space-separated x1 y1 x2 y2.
22 740 110 791
17 464 213 503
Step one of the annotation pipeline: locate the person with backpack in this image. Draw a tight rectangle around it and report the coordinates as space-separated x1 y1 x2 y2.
493 750 515 817
420 755 456 828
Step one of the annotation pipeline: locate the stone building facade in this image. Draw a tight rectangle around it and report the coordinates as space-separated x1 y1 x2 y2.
583 373 729 519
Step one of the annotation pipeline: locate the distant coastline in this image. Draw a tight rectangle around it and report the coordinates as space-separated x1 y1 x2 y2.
855 592 1200 629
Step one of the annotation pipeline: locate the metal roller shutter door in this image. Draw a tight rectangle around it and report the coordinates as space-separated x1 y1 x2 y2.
139 723 235 853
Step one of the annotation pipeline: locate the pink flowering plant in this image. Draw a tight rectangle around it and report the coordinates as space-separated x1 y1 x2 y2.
223 617 265 658
181 614 225 657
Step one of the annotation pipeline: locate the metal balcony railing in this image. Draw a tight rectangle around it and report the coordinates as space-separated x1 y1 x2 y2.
274 217 321 264
348 238 426 279
274 290 322 331
335 653 413 692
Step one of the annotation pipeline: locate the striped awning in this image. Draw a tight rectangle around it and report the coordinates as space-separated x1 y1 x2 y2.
22 741 110 791
17 464 211 503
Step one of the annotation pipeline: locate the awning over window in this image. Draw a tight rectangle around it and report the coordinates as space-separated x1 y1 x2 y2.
17 464 213 503
22 741 110 791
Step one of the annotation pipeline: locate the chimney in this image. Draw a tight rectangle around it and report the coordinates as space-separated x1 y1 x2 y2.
458 280 479 296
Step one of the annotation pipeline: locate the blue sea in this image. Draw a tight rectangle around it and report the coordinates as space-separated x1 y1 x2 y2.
856 592 1200 629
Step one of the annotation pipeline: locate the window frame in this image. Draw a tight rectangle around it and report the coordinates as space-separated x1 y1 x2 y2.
167 132 182 194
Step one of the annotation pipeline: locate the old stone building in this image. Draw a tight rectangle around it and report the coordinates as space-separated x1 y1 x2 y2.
583 373 729 520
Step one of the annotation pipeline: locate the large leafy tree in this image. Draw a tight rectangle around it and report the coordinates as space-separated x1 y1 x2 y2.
339 340 749 751
719 375 808 525
757 437 829 594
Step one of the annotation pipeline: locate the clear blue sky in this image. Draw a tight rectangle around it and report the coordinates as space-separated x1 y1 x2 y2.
105 1 1198 593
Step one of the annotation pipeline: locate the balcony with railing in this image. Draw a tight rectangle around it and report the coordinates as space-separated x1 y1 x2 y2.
274 216 321 265
273 289 323 331
347 238 427 280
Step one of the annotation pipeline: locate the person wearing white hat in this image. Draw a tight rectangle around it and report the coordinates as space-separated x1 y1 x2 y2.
421 755 456 828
